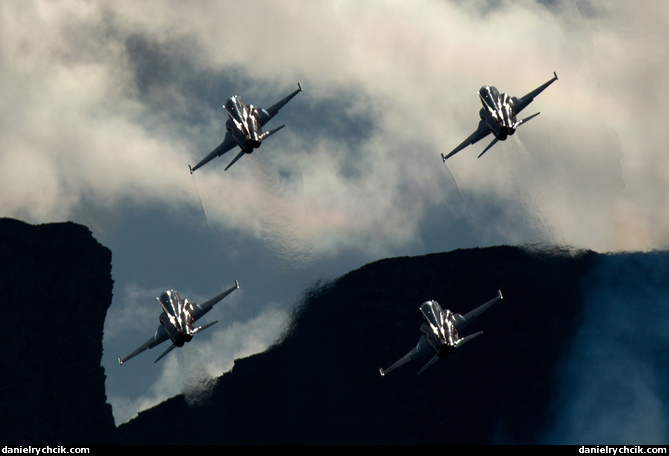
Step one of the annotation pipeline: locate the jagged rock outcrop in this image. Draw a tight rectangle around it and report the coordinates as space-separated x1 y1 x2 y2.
0 218 116 445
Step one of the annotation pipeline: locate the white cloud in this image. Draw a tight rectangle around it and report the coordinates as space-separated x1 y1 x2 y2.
3 1 669 255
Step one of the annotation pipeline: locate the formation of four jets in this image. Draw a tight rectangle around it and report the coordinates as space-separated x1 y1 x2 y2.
119 73 557 374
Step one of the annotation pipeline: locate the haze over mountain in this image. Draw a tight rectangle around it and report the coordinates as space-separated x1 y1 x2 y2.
2 218 667 444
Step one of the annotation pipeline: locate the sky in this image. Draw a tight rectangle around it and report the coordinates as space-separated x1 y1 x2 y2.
2 0 669 431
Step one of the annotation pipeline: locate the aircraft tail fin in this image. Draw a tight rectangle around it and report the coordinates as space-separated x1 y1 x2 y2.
478 137 499 158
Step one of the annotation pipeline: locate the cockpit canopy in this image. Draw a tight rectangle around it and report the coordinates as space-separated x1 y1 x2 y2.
420 300 458 347
479 85 517 130
479 85 501 112
225 96 246 123
420 300 443 329
159 290 181 316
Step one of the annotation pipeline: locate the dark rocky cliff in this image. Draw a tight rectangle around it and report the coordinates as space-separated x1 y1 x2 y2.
0 218 115 445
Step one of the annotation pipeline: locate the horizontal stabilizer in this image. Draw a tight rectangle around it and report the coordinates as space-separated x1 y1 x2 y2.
225 150 246 171
260 124 285 140
478 137 499 158
154 343 177 363
455 330 483 348
193 320 218 335
517 112 540 126
417 354 441 376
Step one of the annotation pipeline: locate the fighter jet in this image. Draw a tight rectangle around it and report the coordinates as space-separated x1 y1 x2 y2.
189 83 303 173
379 290 503 376
118 280 239 365
441 72 558 161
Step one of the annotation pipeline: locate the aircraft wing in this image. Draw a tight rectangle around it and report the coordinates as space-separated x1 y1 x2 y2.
191 280 240 322
511 71 558 115
259 83 302 126
454 290 503 331
442 118 491 162
379 334 431 376
118 325 169 365
189 131 237 173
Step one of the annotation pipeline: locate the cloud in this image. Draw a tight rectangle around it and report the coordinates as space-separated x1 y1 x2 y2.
1 1 667 253
3 0 669 257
